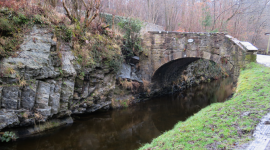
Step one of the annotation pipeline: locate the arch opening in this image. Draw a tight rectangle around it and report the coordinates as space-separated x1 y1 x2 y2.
151 57 226 95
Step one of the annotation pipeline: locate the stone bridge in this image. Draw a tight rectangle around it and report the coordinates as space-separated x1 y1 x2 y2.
139 31 258 92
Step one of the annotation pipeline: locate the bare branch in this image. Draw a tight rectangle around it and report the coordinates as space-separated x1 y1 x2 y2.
63 0 75 23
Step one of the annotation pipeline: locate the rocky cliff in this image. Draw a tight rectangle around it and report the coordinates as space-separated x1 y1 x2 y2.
0 26 116 130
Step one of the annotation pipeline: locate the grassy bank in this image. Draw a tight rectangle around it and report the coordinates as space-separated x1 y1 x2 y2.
140 63 270 150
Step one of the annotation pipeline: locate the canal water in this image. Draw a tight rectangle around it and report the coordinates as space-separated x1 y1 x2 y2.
0 78 233 150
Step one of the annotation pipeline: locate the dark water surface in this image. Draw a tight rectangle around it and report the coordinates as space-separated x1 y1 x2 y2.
0 78 233 150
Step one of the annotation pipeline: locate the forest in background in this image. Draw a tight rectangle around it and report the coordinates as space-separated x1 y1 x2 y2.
103 0 270 50
1 0 270 49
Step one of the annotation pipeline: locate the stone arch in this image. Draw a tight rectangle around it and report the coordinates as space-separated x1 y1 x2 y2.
138 31 258 95
151 57 221 89
140 31 258 85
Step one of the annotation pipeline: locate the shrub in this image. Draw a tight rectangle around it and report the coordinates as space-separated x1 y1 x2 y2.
34 14 44 24
120 78 141 93
120 78 133 90
1 131 17 142
118 18 143 61
19 78 27 87
12 13 29 25
0 18 14 33
55 25 73 42
72 33 123 72
3 66 16 75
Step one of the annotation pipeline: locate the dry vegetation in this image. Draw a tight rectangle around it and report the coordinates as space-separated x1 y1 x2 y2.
111 95 135 109
119 78 141 93
0 0 124 72
34 121 61 133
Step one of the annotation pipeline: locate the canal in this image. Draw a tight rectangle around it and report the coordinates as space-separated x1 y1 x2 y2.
0 78 233 150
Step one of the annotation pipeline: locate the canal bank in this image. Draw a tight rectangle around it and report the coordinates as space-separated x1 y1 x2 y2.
0 78 233 150
140 63 270 150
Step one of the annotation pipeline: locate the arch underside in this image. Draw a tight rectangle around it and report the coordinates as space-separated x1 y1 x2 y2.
151 57 221 89
152 57 200 87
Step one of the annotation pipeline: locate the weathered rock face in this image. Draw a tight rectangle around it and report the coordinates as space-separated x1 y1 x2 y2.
0 110 20 130
0 26 116 130
118 63 142 83
1 86 20 109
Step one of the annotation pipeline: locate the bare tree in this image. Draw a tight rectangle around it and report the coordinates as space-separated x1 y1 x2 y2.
63 0 100 28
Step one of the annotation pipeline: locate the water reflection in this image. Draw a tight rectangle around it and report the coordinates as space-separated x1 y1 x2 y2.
0 78 233 150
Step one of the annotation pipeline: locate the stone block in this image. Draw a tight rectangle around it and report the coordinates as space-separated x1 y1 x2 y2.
238 55 246 62
176 37 186 49
162 50 171 55
153 61 162 73
245 53 257 62
61 51 77 77
172 52 182 60
153 34 164 44
21 81 38 110
0 86 2 108
152 49 161 55
210 48 220 55
162 55 170 64
200 39 210 47
75 77 84 88
211 54 221 64
90 72 104 80
81 82 89 99
152 44 165 49
73 92 80 100
36 107 52 120
104 74 115 84
118 63 131 79
48 80 62 115
152 54 161 60
1 86 20 109
20 35 51 53
220 46 228 56
88 87 96 95
61 78 75 103
35 81 51 108
186 50 198 58
203 51 211 60
3 26 60 80
191 44 198 51
0 110 19 130
60 102 69 111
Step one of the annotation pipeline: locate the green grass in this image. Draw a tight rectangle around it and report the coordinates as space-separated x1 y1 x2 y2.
139 63 270 150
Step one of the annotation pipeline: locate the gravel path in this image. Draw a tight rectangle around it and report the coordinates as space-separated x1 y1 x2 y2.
257 54 270 67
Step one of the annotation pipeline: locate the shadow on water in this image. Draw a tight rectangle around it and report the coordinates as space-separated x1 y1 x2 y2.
0 78 234 150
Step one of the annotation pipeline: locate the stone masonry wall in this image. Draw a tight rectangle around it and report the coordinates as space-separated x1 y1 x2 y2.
140 32 257 84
